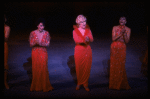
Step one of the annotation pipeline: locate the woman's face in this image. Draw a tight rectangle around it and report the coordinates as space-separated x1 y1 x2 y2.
119 17 126 26
79 21 86 29
37 23 44 32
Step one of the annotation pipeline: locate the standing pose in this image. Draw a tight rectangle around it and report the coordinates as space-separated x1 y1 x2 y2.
73 15 93 91
4 15 10 89
109 16 131 90
29 18 54 92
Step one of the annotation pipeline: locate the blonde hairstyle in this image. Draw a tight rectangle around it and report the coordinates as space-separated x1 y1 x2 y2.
76 14 87 24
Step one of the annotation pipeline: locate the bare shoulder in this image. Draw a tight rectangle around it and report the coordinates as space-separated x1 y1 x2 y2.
31 30 36 33
5 25 10 30
113 25 118 28
30 30 36 35
112 25 118 29
44 30 49 34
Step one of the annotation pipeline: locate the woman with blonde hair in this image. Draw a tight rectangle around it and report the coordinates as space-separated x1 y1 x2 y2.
73 15 94 91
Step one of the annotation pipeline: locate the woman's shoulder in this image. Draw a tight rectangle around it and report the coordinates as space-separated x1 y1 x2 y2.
73 29 77 33
30 30 37 36
113 25 119 29
4 25 10 30
86 28 91 32
44 30 49 33
125 26 131 31
43 30 50 35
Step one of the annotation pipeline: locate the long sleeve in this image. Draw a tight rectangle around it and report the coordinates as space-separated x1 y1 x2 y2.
112 26 116 41
124 27 131 43
86 30 94 42
29 31 37 47
40 31 50 47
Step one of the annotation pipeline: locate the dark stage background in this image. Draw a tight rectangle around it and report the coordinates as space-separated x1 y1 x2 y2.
4 2 147 40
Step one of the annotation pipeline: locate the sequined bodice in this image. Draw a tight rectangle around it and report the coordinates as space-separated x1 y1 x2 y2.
29 30 50 47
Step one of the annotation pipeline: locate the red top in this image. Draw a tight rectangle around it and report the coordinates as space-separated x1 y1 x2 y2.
73 25 93 45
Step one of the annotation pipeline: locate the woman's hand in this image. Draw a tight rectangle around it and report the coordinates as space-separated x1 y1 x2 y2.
123 32 127 37
85 36 90 42
36 39 40 45
121 27 126 34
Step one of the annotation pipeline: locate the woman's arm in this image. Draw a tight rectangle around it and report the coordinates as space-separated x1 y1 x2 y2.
4 26 10 41
85 30 93 42
123 28 131 43
112 26 123 41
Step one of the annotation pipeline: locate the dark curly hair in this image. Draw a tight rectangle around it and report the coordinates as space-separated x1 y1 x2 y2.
4 14 9 25
119 12 128 20
35 17 45 26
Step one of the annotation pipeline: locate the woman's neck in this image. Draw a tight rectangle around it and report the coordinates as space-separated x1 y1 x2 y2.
119 25 125 29
78 27 85 30
78 27 85 36
37 29 44 33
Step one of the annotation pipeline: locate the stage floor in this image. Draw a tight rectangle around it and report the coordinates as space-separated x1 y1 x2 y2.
4 34 148 98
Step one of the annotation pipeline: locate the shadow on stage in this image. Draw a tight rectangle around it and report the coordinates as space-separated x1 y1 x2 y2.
102 59 110 78
67 55 77 84
23 57 32 83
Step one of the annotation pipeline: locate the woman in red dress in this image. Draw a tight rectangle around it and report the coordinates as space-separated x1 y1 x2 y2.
4 15 10 89
109 16 131 90
73 15 94 91
29 18 54 92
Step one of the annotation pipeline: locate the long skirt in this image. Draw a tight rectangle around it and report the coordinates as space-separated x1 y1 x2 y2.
109 41 130 90
74 44 92 87
4 42 9 70
30 47 53 92
141 48 148 76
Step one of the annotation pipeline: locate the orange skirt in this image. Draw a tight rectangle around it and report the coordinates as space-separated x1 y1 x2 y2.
30 47 53 92
74 44 92 87
109 41 130 90
4 42 9 70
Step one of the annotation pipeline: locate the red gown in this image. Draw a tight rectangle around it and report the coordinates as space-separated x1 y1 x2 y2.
141 48 148 76
4 25 10 70
4 40 8 70
29 31 53 92
109 27 131 90
73 25 93 87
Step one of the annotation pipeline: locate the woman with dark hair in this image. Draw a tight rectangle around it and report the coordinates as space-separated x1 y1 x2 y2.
73 15 93 91
4 14 10 89
109 16 131 90
29 18 54 92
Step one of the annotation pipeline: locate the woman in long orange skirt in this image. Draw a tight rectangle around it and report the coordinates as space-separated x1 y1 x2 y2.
73 15 93 91
4 15 10 89
29 18 53 92
109 16 131 90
